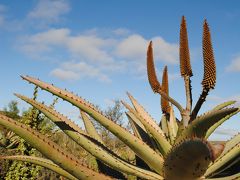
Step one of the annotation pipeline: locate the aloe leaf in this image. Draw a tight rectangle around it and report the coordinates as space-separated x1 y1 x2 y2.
127 92 166 137
126 111 146 132
212 101 236 111
205 108 240 139
126 112 157 173
15 94 87 136
222 133 240 155
0 155 77 180
205 172 240 180
17 93 163 179
167 106 178 144
160 114 169 140
80 110 103 143
80 110 126 179
163 138 213 180
21 75 164 175
176 108 239 144
0 114 112 180
126 111 159 151
205 133 240 177
122 101 171 156
126 112 147 139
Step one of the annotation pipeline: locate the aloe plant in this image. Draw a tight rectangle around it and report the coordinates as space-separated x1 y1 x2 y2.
0 16 240 180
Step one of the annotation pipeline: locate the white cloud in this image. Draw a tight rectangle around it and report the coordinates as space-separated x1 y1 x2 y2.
115 34 148 60
19 28 115 64
67 35 115 64
115 35 178 64
152 37 178 64
226 56 240 72
19 28 70 55
114 34 178 78
50 61 111 82
50 68 79 81
18 28 178 82
27 0 70 25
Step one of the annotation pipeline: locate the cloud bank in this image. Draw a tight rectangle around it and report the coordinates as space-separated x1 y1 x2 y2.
19 28 179 82
27 0 70 26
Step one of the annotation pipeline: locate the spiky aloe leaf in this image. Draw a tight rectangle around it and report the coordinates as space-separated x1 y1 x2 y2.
16 93 163 179
180 16 192 77
160 114 169 141
202 20 216 90
126 111 146 133
122 101 171 156
126 112 147 139
127 92 166 137
21 76 165 175
126 111 159 151
0 114 112 180
203 101 238 138
16 93 86 135
176 108 239 143
163 138 213 180
205 108 240 139
167 106 178 144
147 41 161 93
205 172 240 180
126 112 157 172
161 66 170 114
0 156 77 180
80 110 126 179
204 133 240 178
80 110 103 143
212 101 236 111
222 133 240 155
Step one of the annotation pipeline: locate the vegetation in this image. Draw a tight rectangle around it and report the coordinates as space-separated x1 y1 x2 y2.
0 16 240 179
0 97 129 179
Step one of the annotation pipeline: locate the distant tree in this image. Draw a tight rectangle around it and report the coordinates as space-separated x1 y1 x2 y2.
91 100 128 150
3 101 20 119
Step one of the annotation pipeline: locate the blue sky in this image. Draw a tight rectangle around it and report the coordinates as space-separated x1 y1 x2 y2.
1 0 240 140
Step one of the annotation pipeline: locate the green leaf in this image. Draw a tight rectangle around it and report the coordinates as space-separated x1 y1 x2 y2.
205 108 240 139
212 101 236 111
127 92 166 137
16 93 163 179
126 111 159 151
80 110 103 143
21 75 164 175
167 106 178 144
0 114 112 180
176 108 239 143
0 155 77 180
122 101 171 156
205 172 240 180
